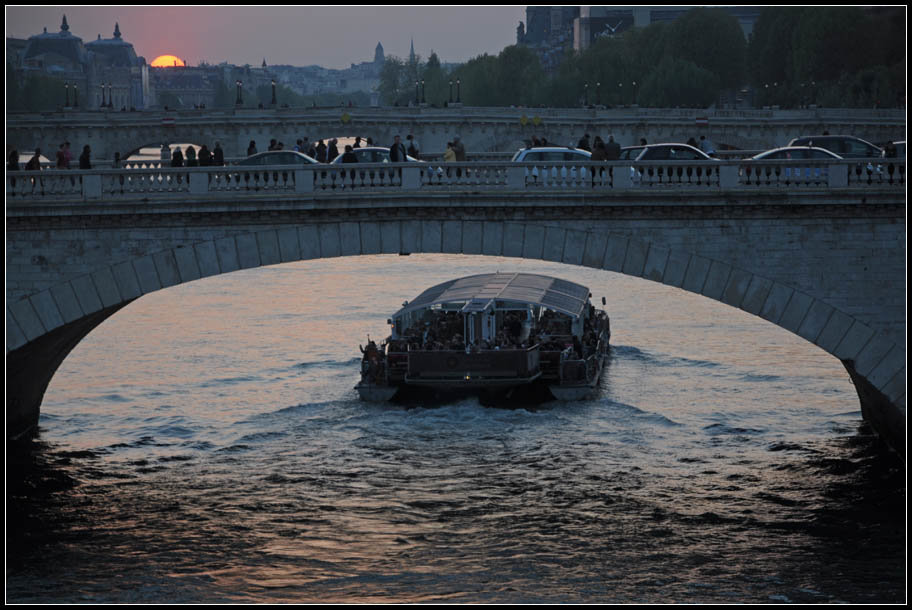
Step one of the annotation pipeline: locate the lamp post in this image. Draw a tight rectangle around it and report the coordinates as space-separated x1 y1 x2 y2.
456 78 460 104
596 82 601 106
236 80 243 106
107 83 113 108
632 81 637 106
74 84 78 108
100 83 105 109
618 81 623 106
65 82 70 107
271 79 277 106
583 82 588 107
421 79 426 104
415 80 419 105
449 80 453 104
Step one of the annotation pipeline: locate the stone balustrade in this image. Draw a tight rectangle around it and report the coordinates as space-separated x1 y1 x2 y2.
6 158 905 202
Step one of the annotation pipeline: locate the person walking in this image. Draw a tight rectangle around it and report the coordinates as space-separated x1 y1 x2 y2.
389 135 407 162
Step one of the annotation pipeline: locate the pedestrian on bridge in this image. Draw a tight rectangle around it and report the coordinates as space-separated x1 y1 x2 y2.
79 145 92 170
247 141 257 156
213 142 225 166
185 145 197 167
604 135 621 160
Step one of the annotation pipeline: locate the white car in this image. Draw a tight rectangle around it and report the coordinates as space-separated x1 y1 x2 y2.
746 146 841 182
511 147 592 182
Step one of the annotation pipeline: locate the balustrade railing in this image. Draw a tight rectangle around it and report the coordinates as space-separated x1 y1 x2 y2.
6 158 905 202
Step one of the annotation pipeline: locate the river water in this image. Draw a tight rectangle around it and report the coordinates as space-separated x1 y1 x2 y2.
7 254 905 603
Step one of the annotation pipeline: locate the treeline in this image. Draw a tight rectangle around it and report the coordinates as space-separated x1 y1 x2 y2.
379 6 906 109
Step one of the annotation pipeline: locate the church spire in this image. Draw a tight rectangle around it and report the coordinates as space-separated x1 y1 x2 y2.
114 22 122 39
409 38 416 64
61 15 70 33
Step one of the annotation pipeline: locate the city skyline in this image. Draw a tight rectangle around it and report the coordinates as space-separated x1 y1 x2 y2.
5 5 528 70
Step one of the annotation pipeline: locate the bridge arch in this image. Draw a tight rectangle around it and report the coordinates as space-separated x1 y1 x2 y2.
7 220 905 454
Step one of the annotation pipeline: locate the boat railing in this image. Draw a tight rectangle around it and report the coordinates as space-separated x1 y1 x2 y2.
407 346 540 378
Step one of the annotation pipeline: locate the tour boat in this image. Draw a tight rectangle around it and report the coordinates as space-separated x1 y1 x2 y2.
355 273 611 403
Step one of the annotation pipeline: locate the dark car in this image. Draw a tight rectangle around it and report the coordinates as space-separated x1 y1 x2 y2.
787 135 883 159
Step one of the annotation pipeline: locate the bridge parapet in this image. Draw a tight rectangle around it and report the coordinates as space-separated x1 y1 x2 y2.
6 158 906 202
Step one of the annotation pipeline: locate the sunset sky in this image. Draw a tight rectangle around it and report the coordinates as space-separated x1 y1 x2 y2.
5 5 528 69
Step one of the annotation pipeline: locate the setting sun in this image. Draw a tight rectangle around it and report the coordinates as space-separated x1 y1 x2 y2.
150 54 186 68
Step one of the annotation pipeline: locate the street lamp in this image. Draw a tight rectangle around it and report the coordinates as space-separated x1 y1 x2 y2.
271 79 277 105
421 79 426 104
65 82 70 107
584 82 588 107
449 80 453 104
107 83 113 108
236 80 243 106
415 80 420 105
74 84 78 108
456 78 460 104
596 82 601 106
632 81 637 105
618 81 623 106
100 83 106 109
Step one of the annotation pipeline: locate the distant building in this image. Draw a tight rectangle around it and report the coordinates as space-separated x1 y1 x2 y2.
8 15 149 109
517 6 580 74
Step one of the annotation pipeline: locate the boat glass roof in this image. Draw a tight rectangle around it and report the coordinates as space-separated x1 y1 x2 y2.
393 273 591 319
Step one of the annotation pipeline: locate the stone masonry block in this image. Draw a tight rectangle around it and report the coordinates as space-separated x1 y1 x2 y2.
421 220 442 253
71 274 104 314
8 299 44 342
682 255 711 294
642 245 670 283
256 230 281 266
702 261 731 301
814 309 855 354
174 244 203 280
740 275 773 316
562 229 587 266
339 222 361 256
213 236 240 273
112 260 142 301
91 267 122 307
661 251 690 288
778 291 813 334
523 225 545 260
319 223 342 258
866 345 905 391
482 222 504 256
360 222 382 255
235 234 261 269
277 227 301 262
401 220 421 255
49 282 84 324
463 221 483 255
381 221 401 254
582 232 607 269
503 223 525 258
759 282 793 324
623 239 649 277
834 320 875 361
542 227 565 262
441 220 462 254
853 332 896 378
298 225 321 259
720 268 752 308
194 242 220 278
602 235 628 272
29 290 64 333
796 299 835 343
7 309 27 351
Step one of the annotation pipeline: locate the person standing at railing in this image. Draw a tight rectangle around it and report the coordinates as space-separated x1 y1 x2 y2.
213 142 224 166
185 145 197 167
452 136 466 178
79 145 92 170
25 149 42 171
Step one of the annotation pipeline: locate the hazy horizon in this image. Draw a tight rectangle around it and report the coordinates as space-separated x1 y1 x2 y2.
5 5 529 70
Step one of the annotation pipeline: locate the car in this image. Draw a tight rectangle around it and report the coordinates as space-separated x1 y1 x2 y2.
511 146 592 182
236 150 320 166
745 146 842 183
633 143 715 162
328 147 419 164
619 146 644 161
787 135 883 159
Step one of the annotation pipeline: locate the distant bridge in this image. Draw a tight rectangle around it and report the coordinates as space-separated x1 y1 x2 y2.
6 157 906 457
6 106 906 160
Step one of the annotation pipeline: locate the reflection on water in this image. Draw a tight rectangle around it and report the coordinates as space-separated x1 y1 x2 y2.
6 255 906 603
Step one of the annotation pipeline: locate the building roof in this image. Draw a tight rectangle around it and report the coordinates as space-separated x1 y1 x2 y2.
85 23 141 67
393 273 592 320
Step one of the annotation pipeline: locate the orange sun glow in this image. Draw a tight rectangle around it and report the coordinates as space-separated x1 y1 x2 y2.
151 54 186 68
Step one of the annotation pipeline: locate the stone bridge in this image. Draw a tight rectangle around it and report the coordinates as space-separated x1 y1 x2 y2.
5 157 906 457
7 106 906 160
